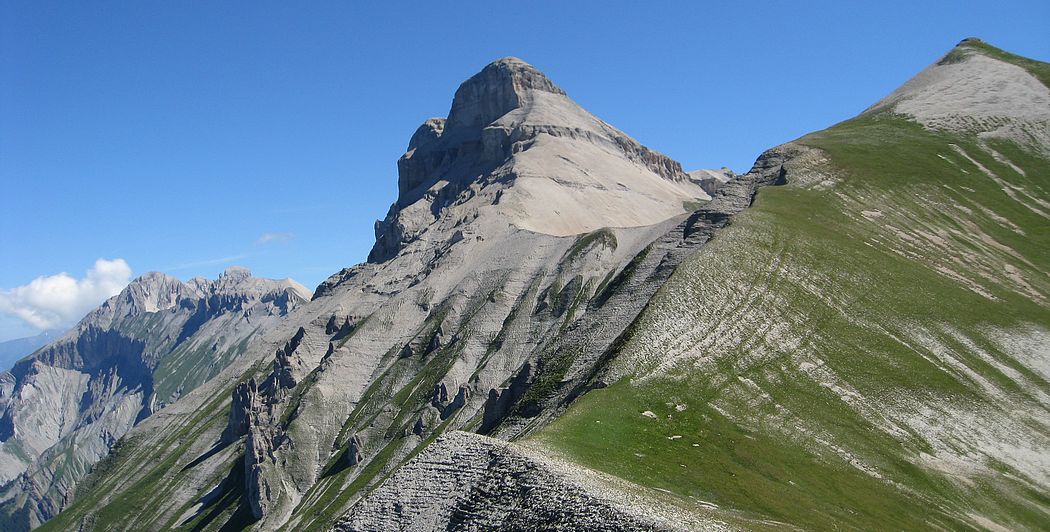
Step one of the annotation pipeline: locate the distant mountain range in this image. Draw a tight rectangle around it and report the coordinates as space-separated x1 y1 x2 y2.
0 267 309 530
0 330 63 373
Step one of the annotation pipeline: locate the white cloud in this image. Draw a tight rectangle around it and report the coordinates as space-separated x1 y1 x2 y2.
0 258 132 330
257 232 293 244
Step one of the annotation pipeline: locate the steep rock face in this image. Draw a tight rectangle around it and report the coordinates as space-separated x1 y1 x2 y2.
0 268 308 530
370 56 708 262
221 378 257 444
446 57 566 130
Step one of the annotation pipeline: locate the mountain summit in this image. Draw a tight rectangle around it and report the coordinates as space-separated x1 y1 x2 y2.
370 57 708 262
445 57 566 130
865 38 1050 149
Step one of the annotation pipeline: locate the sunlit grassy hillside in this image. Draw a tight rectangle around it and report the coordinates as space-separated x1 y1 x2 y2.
536 44 1050 530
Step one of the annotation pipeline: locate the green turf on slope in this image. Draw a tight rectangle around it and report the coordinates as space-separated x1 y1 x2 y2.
534 96 1050 529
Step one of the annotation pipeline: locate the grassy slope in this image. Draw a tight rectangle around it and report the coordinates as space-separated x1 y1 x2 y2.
534 50 1050 529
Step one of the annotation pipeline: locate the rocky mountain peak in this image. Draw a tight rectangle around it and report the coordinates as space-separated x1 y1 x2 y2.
446 57 566 130
395 58 573 202
207 266 259 293
369 56 708 263
118 271 194 314
220 265 252 282
74 269 310 334
407 117 446 152
188 267 311 301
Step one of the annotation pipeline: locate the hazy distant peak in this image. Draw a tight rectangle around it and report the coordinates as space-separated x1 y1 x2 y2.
189 266 311 301
80 268 310 327
220 265 252 282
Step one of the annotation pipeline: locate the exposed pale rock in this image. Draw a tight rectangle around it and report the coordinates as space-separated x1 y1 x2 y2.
865 38 1050 151
370 56 708 262
688 167 735 196
335 431 695 531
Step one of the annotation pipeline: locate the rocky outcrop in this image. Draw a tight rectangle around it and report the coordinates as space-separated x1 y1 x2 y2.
343 435 364 468
688 167 735 196
480 362 532 434
335 431 689 531
271 327 306 390
221 378 257 444
240 324 314 519
433 383 468 420
245 414 278 520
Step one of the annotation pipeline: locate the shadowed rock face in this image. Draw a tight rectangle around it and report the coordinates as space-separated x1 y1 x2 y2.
447 57 566 130
393 58 567 209
0 268 309 530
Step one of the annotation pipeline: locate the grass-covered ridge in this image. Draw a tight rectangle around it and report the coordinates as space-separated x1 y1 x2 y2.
535 105 1050 529
959 38 1050 88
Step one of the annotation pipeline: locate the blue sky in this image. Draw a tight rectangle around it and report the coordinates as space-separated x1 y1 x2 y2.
1 1 1048 341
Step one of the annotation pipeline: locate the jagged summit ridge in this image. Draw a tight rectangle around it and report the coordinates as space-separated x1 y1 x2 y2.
73 267 310 333
371 56 708 262
116 271 197 314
